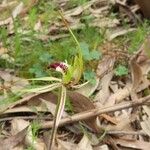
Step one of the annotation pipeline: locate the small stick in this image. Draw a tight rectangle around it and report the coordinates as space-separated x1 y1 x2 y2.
40 95 150 129
107 130 147 136
0 115 51 122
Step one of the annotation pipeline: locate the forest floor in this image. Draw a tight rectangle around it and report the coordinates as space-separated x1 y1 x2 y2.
0 0 150 150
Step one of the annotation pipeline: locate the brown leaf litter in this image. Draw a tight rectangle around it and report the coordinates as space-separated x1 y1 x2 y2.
0 0 141 41
0 36 150 150
0 0 150 149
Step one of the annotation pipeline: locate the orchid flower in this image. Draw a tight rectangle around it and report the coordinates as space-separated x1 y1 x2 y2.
23 11 84 150
48 61 69 74
48 55 83 86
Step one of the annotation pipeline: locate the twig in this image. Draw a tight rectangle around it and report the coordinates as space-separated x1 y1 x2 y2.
0 115 51 122
107 130 147 136
40 95 150 129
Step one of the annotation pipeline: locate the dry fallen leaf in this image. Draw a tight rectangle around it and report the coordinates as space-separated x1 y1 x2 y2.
64 0 99 17
143 105 150 117
76 77 99 97
105 83 132 105
140 117 150 137
90 18 119 28
0 70 29 93
11 119 30 135
12 2 24 18
93 144 109 150
143 36 150 59
130 57 143 90
115 138 150 149
100 114 118 125
0 17 13 26
136 36 150 84
34 19 42 31
68 91 100 132
94 72 113 104
0 47 8 55
136 0 150 19
11 119 46 150
107 109 132 131
106 28 136 41
96 55 115 78
136 36 150 64
129 36 150 101
12 144 24 150
0 128 27 150
57 139 77 150
57 135 93 150
76 134 93 150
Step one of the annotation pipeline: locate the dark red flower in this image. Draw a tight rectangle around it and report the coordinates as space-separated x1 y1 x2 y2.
48 62 68 73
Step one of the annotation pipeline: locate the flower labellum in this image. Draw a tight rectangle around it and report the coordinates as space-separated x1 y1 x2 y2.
48 62 69 74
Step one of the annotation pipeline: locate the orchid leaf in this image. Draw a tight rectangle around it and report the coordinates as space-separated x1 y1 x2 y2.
62 65 74 84
72 54 83 84
22 83 61 93
28 77 62 82
49 85 67 149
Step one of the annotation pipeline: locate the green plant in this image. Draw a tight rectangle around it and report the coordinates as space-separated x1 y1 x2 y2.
65 97 73 113
8 24 53 77
68 0 89 8
29 52 52 77
25 120 41 150
0 3 104 148
80 42 101 61
128 21 150 53
115 64 128 76
83 69 96 84
0 94 21 108
28 8 38 29
31 120 41 141
22 10 84 150
0 27 8 47
98 129 107 142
